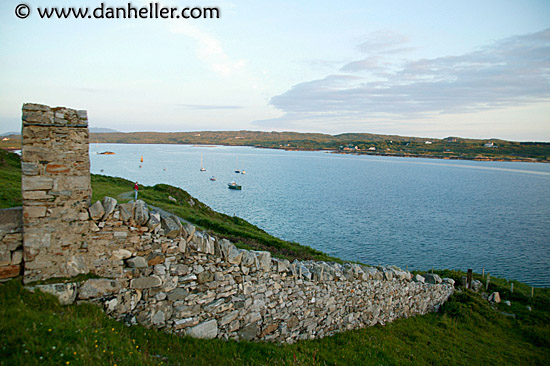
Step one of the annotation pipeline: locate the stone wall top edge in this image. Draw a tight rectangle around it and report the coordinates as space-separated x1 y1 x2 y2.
22 103 88 128
22 103 87 113
22 122 89 128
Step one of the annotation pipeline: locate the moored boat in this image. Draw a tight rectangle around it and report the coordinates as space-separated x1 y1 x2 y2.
200 153 206 171
228 182 242 190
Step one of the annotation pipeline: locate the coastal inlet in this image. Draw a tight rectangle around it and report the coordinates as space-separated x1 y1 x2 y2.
90 143 550 287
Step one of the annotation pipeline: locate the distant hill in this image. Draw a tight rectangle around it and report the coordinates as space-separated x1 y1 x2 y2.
0 132 19 137
89 127 119 133
89 130 550 162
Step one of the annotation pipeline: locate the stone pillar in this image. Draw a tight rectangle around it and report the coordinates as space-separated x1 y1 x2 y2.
21 103 91 283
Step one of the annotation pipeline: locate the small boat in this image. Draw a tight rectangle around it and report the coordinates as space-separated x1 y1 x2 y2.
210 176 216 181
200 153 206 171
235 157 240 173
241 170 246 175
228 182 242 190
98 151 115 155
140 155 143 162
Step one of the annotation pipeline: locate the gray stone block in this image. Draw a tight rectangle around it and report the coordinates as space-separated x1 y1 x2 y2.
186 319 218 339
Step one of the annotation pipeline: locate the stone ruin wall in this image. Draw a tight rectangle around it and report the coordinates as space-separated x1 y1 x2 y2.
31 196 455 342
3 103 455 342
21 103 91 282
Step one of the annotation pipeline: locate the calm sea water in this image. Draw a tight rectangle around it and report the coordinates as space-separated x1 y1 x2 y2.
90 143 550 287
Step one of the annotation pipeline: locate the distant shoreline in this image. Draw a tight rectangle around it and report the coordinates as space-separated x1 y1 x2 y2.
93 142 550 164
3 129 549 163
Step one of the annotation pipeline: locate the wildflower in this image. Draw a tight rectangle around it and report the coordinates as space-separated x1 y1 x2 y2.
136 345 139 349
66 362 70 365
95 345 98 348
48 329 52 332
112 328 115 331
73 352 77 355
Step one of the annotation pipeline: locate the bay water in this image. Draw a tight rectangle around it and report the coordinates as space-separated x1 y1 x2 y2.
90 143 550 287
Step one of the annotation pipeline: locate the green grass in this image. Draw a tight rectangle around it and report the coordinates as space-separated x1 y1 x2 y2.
0 149 22 208
1 274 549 365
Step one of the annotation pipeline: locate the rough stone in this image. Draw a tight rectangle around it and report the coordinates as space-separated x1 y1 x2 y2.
78 279 121 300
147 253 165 266
112 249 132 261
126 256 147 268
148 212 161 231
167 287 189 301
238 322 258 341
88 201 105 221
423 273 442 284
11 250 23 265
130 275 162 289
161 216 181 238
182 223 196 242
197 270 214 284
255 251 272 272
0 265 20 279
134 200 149 226
413 274 425 283
119 202 134 221
186 319 218 339
102 197 117 219
488 292 501 303
22 176 53 190
471 279 482 292
28 283 78 305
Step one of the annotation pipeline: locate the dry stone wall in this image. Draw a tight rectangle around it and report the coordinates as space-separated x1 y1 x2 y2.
19 103 455 343
0 207 23 281
29 197 454 342
21 103 91 283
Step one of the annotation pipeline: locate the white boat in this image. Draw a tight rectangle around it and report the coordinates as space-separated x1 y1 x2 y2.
200 153 206 171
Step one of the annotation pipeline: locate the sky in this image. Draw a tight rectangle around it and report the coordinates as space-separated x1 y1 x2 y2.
0 0 549 141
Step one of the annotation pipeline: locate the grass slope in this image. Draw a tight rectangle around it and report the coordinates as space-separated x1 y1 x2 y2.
0 149 21 208
1 272 549 365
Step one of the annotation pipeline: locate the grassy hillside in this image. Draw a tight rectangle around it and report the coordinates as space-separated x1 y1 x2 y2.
1 271 548 365
1 149 549 365
0 149 22 208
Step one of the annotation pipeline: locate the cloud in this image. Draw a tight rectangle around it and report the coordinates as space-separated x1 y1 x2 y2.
356 30 410 53
340 56 385 73
267 28 550 124
169 21 245 77
178 104 243 110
